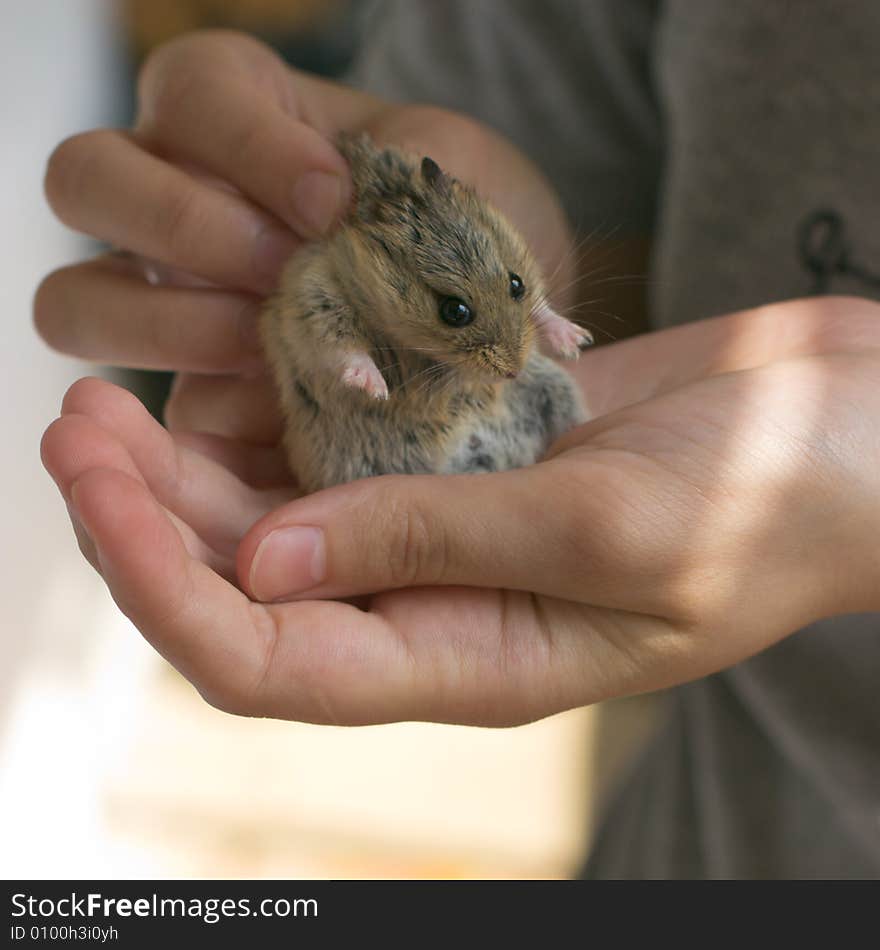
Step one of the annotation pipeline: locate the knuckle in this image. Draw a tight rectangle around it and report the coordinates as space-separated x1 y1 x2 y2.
761 296 880 355
62 375 145 422
381 488 446 587
32 267 70 346
390 104 487 149
556 506 600 573
137 35 211 124
72 526 101 574
548 471 602 565
227 113 273 172
161 374 189 431
198 679 254 719
153 185 206 263
60 376 107 416
816 296 880 349
137 30 265 130
197 618 275 719
667 570 719 627
44 130 109 220
162 373 217 434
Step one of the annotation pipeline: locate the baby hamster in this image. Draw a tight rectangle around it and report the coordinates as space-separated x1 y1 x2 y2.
260 134 591 493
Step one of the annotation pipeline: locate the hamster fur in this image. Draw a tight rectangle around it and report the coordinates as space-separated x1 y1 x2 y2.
260 134 591 493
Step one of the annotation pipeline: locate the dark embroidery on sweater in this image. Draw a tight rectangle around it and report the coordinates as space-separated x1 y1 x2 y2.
798 209 880 296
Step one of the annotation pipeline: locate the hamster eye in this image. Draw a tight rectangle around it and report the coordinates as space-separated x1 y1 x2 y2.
509 273 526 300
439 297 474 328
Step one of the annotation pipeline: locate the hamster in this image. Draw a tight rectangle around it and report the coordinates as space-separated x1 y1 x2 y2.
260 134 591 493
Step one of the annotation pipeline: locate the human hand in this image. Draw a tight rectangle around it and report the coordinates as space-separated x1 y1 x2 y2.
34 29 573 445
40 297 880 725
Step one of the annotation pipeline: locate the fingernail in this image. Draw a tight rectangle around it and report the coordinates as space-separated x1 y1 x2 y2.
292 171 346 238
250 526 326 601
253 225 298 291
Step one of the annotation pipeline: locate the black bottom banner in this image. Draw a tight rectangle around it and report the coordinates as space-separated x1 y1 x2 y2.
2 879 874 946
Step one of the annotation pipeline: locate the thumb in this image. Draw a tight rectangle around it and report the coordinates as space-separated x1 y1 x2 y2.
238 464 595 603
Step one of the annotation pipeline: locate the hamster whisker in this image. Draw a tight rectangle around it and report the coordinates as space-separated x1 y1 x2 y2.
551 224 628 289
550 298 624 320
410 364 453 402
406 359 449 392
579 306 629 324
572 225 628 270
406 361 444 385
545 221 620 290
540 262 628 303
531 291 624 340
555 232 646 294
372 344 442 354
534 294 628 338
530 288 614 322
376 359 402 374
426 362 461 396
419 363 463 407
576 306 635 341
371 344 445 378
578 321 620 343
586 273 653 286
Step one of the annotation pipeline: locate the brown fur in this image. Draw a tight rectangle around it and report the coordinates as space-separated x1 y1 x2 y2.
260 134 586 492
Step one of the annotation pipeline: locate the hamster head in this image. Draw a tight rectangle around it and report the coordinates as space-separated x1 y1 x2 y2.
339 141 548 383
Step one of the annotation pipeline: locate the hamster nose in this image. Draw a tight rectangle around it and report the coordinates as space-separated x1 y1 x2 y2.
505 371 517 379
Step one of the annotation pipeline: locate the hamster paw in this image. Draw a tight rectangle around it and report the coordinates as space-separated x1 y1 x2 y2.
534 304 594 360
341 353 389 400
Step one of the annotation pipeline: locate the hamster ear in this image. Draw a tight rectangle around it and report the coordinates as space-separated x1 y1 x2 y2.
421 156 447 188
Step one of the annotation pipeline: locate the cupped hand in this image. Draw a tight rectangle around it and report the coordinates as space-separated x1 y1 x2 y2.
34 29 572 445
40 297 880 725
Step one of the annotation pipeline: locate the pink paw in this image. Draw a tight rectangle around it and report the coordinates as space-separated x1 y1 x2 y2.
533 304 593 360
340 353 388 400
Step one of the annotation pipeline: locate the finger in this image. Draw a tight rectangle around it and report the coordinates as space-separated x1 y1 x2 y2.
237 459 662 609
569 295 880 419
136 36 352 238
244 582 702 726
65 465 742 725
69 466 274 712
165 372 283 444
125 254 218 289
259 586 581 726
66 463 441 723
171 431 293 489
59 377 278 552
356 586 696 725
67 466 730 725
34 255 265 374
42 404 233 567
45 129 298 294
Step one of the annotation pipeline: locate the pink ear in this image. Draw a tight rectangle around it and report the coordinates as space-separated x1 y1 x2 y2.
532 302 594 360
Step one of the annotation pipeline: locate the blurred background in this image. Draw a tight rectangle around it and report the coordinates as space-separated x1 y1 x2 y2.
0 0 650 879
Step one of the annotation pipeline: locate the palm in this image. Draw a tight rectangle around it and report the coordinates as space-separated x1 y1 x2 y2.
42 299 880 724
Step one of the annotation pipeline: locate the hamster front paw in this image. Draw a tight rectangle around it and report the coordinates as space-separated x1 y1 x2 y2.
533 303 594 360
340 352 389 400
